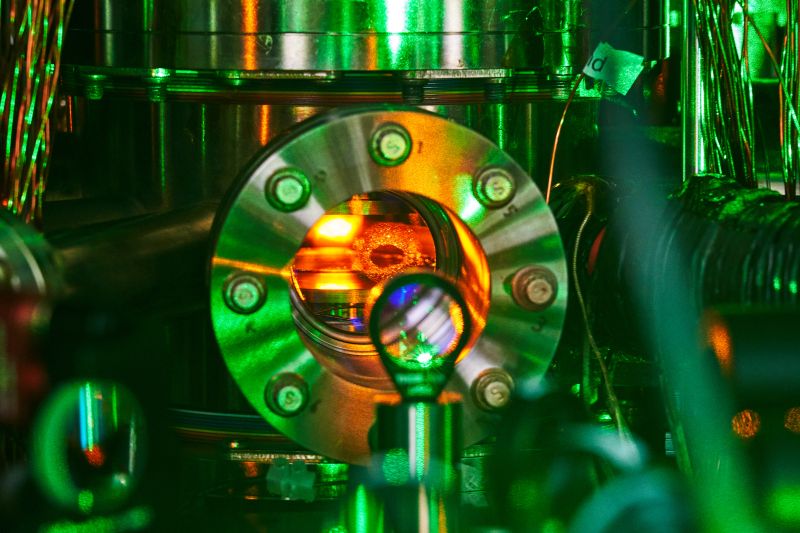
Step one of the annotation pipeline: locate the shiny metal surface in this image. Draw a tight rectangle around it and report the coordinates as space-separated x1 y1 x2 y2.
49 99 601 213
210 108 567 463
49 204 215 312
0 212 59 295
67 0 531 71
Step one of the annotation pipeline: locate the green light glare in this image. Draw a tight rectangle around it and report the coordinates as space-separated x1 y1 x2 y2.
415 402 427 482
354 485 369 533
768 484 800 525
382 448 410 486
790 280 798 295
42 506 153 533
386 0 411 60
31 381 145 515
458 187 485 226
77 490 93 514
773 276 782 291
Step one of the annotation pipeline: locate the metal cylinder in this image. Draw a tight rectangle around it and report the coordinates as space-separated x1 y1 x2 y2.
371 400 462 533
47 204 215 312
67 0 531 71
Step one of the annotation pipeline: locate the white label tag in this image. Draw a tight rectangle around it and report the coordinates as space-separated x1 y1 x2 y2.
583 42 645 95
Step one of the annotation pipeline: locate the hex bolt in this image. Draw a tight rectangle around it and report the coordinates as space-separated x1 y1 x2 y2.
473 167 516 208
473 369 514 411
510 266 558 312
266 373 309 417
223 273 267 314
265 168 312 212
370 123 412 166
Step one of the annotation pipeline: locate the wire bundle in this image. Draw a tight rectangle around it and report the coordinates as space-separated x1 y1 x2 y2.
781 0 799 199
0 0 74 223
693 0 757 188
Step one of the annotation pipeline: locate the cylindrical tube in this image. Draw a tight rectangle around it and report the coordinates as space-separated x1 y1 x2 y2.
371 400 462 533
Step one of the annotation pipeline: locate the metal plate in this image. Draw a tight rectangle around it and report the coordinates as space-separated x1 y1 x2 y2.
210 107 566 464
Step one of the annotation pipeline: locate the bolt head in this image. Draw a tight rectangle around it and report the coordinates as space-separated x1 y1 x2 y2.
473 369 514 411
276 385 304 414
224 274 266 314
266 373 309 417
265 168 311 212
474 167 516 208
525 277 554 306
483 380 511 408
370 123 411 166
510 266 558 311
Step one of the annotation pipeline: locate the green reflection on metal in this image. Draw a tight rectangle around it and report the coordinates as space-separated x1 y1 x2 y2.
458 186 485 226
790 280 799 295
317 462 349 483
32 381 145 515
42 506 153 533
509 478 537 510
382 448 410 486
340 481 384 533
415 402 426 482
77 490 93 514
111 385 119 430
768 484 800 525
774 276 782 291
386 0 411 60
442 404 454 490
157 103 167 195
353 484 369 532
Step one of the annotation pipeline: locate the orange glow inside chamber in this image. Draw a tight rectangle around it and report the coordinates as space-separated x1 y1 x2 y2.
289 191 490 361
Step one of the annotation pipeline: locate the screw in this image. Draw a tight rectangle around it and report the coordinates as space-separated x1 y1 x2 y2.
265 168 311 212
266 373 309 417
223 273 266 314
370 123 412 166
83 74 106 101
510 266 557 311
474 167 516 208
473 369 514 411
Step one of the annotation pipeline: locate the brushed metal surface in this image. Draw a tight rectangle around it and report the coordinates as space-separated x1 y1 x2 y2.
210 107 567 463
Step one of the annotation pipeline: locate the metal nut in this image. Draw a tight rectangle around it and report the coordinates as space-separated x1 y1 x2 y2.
473 369 514 411
370 123 411 166
265 168 311 212
473 167 516 208
223 273 267 314
266 373 309 417
510 266 557 311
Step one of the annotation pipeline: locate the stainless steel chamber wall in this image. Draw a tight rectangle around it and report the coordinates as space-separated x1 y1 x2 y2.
49 0 669 219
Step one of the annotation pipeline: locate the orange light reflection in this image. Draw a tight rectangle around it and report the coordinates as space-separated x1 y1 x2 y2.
785 407 800 434
213 257 288 278
313 215 360 242
707 319 733 376
242 0 258 70
732 409 761 440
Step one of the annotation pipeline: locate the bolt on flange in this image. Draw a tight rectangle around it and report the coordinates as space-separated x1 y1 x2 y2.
265 373 309 417
265 168 312 212
369 123 412 166
509 266 558 312
473 166 516 208
472 369 514 411
223 273 267 314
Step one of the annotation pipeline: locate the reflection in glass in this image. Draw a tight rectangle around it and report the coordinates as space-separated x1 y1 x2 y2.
376 279 465 371
32 381 146 514
291 192 437 334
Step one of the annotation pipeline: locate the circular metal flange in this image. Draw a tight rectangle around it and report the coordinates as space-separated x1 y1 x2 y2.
210 107 567 464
